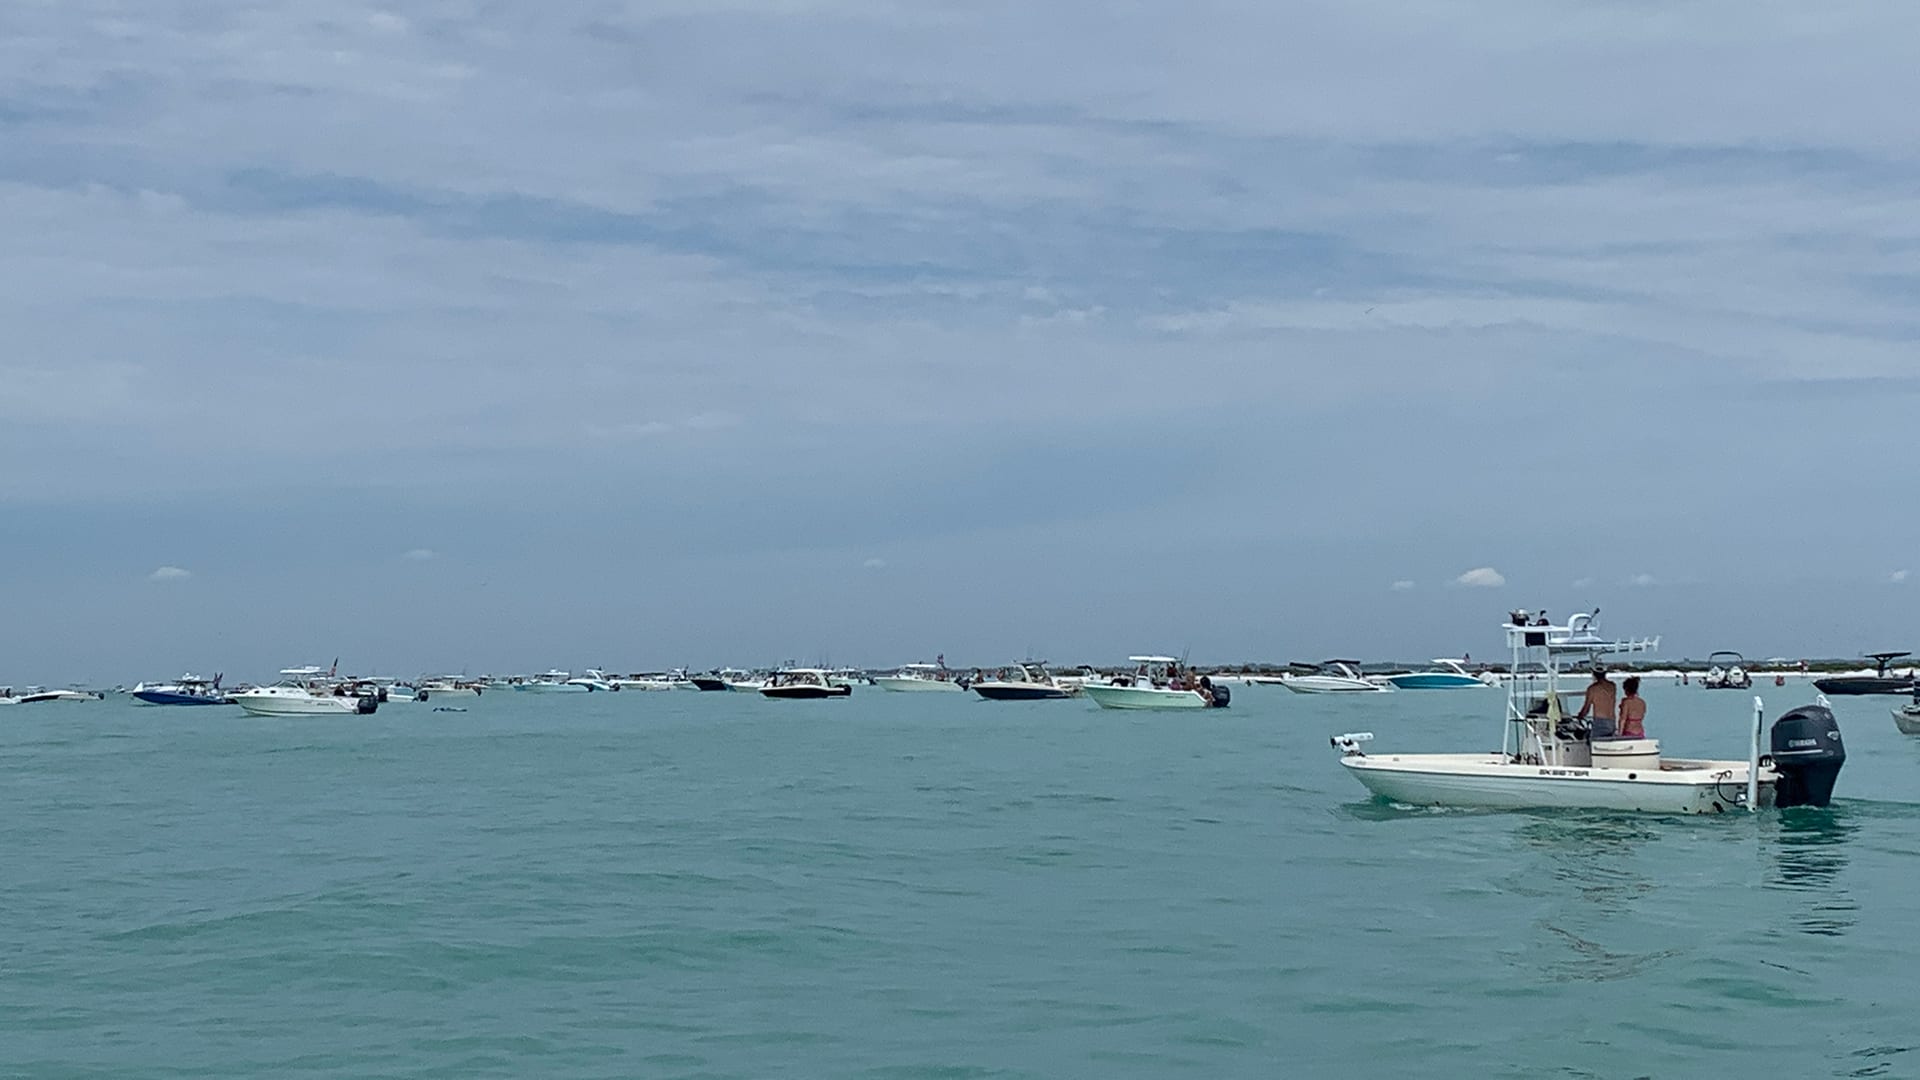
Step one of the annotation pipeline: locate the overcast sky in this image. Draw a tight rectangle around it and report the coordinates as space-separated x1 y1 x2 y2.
3 1 1916 682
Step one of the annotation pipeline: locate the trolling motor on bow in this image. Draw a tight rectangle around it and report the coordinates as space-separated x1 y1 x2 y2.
1769 704 1846 808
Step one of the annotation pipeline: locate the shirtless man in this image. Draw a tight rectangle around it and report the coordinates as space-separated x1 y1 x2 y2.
1577 665 1618 739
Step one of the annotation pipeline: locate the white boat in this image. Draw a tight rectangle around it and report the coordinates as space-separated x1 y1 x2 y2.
872 663 967 693
1284 661 1391 693
723 670 767 692
971 661 1080 701
1701 651 1753 690
1330 611 1848 814
14 686 105 703
563 669 614 692
1385 659 1492 690
827 669 871 689
760 668 852 699
516 670 589 692
233 668 379 716
1079 655 1229 710
1894 705 1920 736
417 678 484 699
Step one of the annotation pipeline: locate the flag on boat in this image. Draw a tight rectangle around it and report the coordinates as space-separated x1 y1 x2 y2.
329 658 338 677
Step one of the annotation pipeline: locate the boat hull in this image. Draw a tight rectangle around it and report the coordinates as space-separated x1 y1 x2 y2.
1385 674 1486 690
690 677 731 692
973 683 1075 701
418 686 481 699
760 685 852 699
1340 753 1773 814
1079 684 1212 710
132 690 233 706
1813 676 1912 696
516 682 589 693
234 693 373 716
872 676 966 693
1895 707 1920 736
1284 677 1389 693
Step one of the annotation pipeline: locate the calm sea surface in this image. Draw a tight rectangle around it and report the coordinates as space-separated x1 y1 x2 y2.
4 681 1915 1078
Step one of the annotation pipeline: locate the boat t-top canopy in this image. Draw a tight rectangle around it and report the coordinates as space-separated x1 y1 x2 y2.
1129 655 1180 664
900 663 945 671
280 666 326 677
1865 651 1911 674
1505 611 1658 657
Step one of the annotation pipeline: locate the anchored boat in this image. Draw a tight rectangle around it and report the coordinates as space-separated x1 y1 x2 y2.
1330 610 1846 814
1813 652 1913 696
1701 651 1753 690
1284 661 1390 693
759 668 852 699
971 661 1079 701
1385 659 1490 690
1079 655 1229 710
873 663 967 693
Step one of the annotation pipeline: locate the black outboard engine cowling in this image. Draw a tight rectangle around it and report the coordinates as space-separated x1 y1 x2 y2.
1202 678 1229 709
1770 705 1845 808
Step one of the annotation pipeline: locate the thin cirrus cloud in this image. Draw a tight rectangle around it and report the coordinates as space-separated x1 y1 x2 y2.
1893 570 1910 584
1390 580 1415 591
148 566 192 582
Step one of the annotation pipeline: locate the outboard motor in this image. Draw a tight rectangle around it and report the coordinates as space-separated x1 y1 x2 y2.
1200 677 1229 708
1770 705 1845 808
355 694 379 715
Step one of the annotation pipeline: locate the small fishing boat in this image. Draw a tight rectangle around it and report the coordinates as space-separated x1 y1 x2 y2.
1814 653 1913 696
1893 704 1920 736
759 668 852 699
690 669 750 691
1701 651 1753 690
131 673 233 706
872 663 967 693
1385 659 1490 690
1330 610 1846 814
1283 661 1391 694
1079 655 1229 710
971 661 1079 701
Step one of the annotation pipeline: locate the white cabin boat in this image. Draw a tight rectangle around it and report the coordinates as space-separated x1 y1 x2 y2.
516 670 588 692
1330 611 1847 814
563 669 614 692
1283 661 1390 693
1385 659 1491 690
872 663 966 693
233 668 379 716
1079 655 1228 710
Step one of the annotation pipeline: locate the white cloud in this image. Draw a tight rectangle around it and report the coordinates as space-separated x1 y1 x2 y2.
1390 579 1415 591
1571 577 1594 589
862 557 887 569
1893 569 1910 584
1454 567 1506 588
402 548 437 561
1627 573 1658 587
148 565 192 582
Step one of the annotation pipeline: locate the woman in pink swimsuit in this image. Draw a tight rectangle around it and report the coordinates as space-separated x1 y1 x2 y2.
1618 676 1647 738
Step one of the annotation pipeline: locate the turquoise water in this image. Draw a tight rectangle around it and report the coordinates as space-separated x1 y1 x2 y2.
4 682 1915 1077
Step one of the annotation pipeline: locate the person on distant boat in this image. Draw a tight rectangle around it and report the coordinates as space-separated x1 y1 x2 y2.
1576 665 1618 739
1618 677 1646 738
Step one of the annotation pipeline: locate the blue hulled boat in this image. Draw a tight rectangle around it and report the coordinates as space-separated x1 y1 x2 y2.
131 674 233 706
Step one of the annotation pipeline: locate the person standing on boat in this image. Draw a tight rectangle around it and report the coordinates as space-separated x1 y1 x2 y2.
1577 664 1618 739
1618 677 1646 738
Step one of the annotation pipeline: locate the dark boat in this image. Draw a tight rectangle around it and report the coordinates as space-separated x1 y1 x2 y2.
131 673 233 706
759 669 852 699
689 672 732 692
972 660 1079 701
1814 652 1914 696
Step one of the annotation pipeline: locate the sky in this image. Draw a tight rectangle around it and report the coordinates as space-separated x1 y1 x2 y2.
3 1 1918 682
